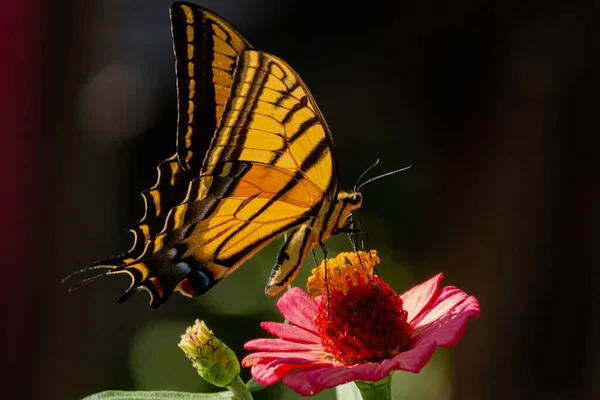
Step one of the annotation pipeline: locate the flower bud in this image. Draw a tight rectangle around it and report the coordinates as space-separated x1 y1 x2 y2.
178 319 241 387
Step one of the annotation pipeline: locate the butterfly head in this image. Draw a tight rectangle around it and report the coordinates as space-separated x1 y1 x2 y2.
328 191 363 234
337 190 363 214
349 191 363 207
336 190 363 208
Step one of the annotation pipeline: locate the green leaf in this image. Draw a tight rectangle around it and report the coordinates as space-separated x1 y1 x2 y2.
244 378 266 393
82 390 234 400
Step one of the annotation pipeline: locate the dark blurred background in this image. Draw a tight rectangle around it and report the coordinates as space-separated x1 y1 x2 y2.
2 0 598 399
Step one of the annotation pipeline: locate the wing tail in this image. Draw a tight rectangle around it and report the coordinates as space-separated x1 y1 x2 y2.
63 250 220 309
61 264 116 291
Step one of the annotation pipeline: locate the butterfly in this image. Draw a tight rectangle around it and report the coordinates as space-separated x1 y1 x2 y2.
64 1 364 308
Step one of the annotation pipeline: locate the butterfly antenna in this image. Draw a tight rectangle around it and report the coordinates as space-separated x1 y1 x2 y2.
356 160 415 191
353 156 380 191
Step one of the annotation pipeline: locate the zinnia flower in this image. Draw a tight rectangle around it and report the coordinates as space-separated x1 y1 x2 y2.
242 250 480 396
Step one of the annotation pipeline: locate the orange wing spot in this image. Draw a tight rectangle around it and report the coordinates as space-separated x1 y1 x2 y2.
185 125 193 147
128 262 150 280
185 151 194 165
175 278 196 298
186 25 194 42
140 224 150 239
153 234 165 253
169 161 178 186
189 78 195 98
188 99 195 123
188 61 194 78
206 262 229 280
150 190 161 216
149 277 164 298
181 4 194 24
187 43 194 60
171 203 187 229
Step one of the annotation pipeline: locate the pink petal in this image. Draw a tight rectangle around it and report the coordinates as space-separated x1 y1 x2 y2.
277 287 319 332
260 321 320 344
411 294 480 348
283 366 332 396
251 363 282 386
313 294 323 307
307 366 356 388
380 340 437 373
400 273 443 324
242 350 328 366
410 285 475 330
250 358 328 386
244 338 322 352
306 340 437 388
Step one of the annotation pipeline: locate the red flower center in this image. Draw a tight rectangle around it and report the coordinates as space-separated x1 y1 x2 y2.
308 251 413 364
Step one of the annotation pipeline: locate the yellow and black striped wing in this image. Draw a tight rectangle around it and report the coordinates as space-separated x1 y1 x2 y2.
113 160 324 306
183 49 340 268
171 2 252 173
203 50 339 195
83 3 252 268
65 3 340 309
114 50 338 307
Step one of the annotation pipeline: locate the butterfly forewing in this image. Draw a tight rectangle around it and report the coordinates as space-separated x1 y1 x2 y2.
204 50 337 195
171 2 251 173
65 2 351 309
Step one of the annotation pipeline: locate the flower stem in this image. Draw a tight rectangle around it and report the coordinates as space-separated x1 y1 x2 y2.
226 375 253 400
354 373 393 400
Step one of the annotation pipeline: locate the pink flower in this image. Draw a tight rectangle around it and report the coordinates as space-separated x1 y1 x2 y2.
242 251 480 396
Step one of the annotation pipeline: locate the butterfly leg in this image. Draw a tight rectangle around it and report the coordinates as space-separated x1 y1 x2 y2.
338 221 369 248
337 220 371 270
311 248 320 267
318 241 332 309
353 213 370 254
345 215 358 251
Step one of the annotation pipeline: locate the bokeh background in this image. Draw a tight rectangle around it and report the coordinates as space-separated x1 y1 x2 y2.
2 0 598 399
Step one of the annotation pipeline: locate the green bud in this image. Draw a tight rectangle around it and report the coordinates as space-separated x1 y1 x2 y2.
178 319 241 388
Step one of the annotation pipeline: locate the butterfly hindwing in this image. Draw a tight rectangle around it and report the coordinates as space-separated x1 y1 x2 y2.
111 160 323 307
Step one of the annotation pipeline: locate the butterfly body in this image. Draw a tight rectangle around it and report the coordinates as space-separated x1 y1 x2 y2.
65 2 363 308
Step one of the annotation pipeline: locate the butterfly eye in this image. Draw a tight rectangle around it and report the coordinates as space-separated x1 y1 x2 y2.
350 193 362 205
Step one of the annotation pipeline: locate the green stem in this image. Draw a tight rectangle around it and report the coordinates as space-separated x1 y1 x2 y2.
226 375 253 400
354 373 393 400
